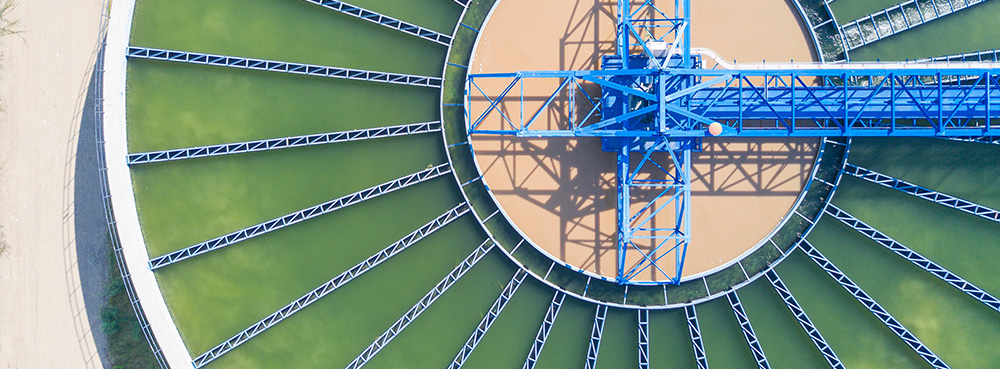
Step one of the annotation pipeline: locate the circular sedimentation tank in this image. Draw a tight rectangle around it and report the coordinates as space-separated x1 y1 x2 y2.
103 0 1000 367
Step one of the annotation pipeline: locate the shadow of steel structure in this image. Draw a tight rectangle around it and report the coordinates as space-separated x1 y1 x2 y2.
466 0 1000 285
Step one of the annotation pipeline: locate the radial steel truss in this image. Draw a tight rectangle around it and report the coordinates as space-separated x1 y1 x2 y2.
727 292 770 369
465 0 1000 284
449 269 528 369
148 164 451 269
522 291 566 369
127 47 442 88
765 270 844 369
192 203 469 367
301 0 452 46
684 305 709 369
128 122 441 165
584 305 608 369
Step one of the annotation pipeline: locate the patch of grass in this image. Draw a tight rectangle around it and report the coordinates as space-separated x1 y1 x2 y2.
102 248 159 369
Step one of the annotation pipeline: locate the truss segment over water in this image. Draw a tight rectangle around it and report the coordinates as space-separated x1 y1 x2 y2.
128 122 441 165
148 164 451 269
302 0 452 46
127 47 442 88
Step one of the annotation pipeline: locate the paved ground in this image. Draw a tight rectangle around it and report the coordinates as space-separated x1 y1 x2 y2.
0 0 111 367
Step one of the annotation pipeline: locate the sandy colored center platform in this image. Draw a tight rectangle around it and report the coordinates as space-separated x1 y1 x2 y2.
469 0 818 281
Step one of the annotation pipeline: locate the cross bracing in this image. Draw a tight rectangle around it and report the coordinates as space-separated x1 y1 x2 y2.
583 305 608 369
346 239 495 369
840 0 990 51
127 47 442 88
727 292 770 369
826 205 1000 314
301 0 452 46
638 309 650 369
765 271 844 369
798 240 950 369
449 269 528 369
128 122 441 165
843 164 1000 223
468 69 1000 139
148 164 451 270
684 305 709 369
191 203 469 368
523 291 566 369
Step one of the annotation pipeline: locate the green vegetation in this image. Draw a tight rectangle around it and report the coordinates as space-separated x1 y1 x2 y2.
100 247 159 369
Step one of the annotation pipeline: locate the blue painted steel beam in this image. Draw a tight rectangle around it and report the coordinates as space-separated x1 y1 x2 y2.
449 269 528 369
523 291 566 369
727 292 770 369
301 0 451 46
584 305 608 369
638 309 650 369
468 70 1000 138
798 240 950 369
843 164 1000 223
128 122 441 165
684 305 709 369
127 47 442 88
191 203 469 368
148 164 451 269
346 239 495 369
765 271 844 369
826 205 1000 314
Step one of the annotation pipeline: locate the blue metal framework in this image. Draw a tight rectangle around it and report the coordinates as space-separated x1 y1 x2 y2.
127 47 442 88
148 164 451 269
449 269 528 369
826 205 1000 313
798 240 950 369
347 239 495 369
464 0 1000 284
192 203 469 367
584 305 608 369
764 270 844 369
843 164 1000 223
128 122 441 165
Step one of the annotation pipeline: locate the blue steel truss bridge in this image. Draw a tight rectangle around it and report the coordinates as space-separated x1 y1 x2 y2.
465 0 1000 285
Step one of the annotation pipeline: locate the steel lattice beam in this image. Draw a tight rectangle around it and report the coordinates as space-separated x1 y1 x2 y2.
727 292 770 369
638 309 650 369
798 240 950 369
583 305 608 369
826 205 1000 313
523 291 566 369
346 239 495 369
765 271 844 369
843 164 1000 223
449 269 528 369
301 0 451 46
685 305 709 369
191 203 469 367
127 47 442 88
148 164 451 269
128 122 441 165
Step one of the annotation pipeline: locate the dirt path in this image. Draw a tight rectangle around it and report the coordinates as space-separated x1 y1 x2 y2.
0 0 109 367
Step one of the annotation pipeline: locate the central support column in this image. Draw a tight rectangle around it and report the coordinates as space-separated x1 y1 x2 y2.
616 142 631 283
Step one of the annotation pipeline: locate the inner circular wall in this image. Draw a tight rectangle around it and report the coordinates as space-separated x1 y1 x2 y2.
469 0 820 281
